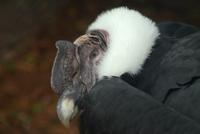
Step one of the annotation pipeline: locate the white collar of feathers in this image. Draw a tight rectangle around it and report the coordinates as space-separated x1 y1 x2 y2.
88 7 160 79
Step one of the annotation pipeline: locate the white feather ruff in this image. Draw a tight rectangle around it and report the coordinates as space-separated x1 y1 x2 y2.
88 7 160 78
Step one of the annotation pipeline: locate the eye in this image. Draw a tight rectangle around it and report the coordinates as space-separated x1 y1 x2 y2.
90 49 99 59
89 36 101 45
92 37 100 43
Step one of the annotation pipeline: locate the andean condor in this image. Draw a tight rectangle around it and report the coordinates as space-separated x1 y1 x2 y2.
51 6 159 126
51 7 200 134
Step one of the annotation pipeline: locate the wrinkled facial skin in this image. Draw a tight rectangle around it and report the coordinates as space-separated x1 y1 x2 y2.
74 30 107 91
50 30 108 126
51 40 79 95
51 30 107 95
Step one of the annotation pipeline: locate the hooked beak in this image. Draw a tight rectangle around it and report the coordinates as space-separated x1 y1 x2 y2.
56 89 81 127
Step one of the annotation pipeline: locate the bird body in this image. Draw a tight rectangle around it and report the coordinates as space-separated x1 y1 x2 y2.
80 22 200 134
51 7 200 134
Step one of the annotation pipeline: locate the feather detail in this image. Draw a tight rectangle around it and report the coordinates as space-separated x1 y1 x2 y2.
88 7 160 78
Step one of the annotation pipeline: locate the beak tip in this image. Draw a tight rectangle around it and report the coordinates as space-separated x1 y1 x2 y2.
57 97 78 127
63 120 70 128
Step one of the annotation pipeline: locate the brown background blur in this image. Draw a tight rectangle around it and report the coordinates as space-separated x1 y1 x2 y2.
0 0 199 134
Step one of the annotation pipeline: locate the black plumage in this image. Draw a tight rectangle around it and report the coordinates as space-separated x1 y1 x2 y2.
79 22 200 134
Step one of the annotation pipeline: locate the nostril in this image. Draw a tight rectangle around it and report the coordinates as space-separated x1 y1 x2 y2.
72 71 78 78
75 96 81 106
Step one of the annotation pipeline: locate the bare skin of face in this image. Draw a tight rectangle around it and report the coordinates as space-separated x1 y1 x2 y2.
51 30 108 126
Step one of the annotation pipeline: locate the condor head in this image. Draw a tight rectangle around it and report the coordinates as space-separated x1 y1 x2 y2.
51 30 108 127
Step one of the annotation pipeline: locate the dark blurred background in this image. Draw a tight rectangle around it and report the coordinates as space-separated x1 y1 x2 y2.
0 0 199 133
